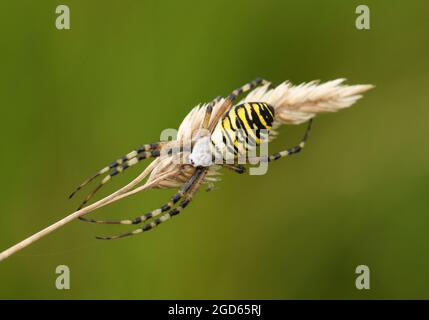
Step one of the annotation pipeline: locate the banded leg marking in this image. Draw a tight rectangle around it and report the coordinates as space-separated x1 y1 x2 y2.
227 78 269 102
71 143 163 210
95 168 206 240
208 78 269 132
261 119 313 163
95 195 193 240
69 143 162 199
80 167 204 225
223 164 246 174
202 96 221 130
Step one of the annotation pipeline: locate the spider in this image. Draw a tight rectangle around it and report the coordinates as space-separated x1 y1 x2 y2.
70 78 313 240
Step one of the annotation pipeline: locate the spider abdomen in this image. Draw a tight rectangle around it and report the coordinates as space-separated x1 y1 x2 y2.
210 102 275 159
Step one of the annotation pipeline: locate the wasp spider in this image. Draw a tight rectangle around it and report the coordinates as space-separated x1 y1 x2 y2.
70 78 369 240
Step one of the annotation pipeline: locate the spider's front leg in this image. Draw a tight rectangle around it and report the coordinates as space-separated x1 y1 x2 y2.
202 96 221 129
70 142 164 210
229 78 270 100
208 78 270 132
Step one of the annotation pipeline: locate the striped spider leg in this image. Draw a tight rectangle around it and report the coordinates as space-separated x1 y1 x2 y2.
248 118 313 165
202 96 222 129
208 78 269 132
79 164 206 226
223 164 246 174
95 167 207 240
70 142 164 210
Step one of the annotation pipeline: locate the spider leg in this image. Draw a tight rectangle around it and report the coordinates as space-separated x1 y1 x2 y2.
223 164 246 174
80 167 205 225
229 78 269 101
202 96 221 130
268 118 313 161
69 142 163 200
73 145 164 210
95 168 206 240
252 119 313 163
208 78 269 132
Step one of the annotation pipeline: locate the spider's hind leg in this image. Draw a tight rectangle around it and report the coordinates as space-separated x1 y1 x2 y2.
267 119 313 162
251 118 313 164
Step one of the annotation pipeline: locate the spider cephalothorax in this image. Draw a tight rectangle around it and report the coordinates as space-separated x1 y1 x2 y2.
70 78 373 240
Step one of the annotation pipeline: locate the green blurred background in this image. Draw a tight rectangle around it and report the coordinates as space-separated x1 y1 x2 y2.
0 0 428 299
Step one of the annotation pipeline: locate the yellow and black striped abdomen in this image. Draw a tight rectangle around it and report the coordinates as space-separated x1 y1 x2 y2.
211 102 275 157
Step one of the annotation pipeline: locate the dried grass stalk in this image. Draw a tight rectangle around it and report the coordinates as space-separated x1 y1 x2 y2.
0 78 373 261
